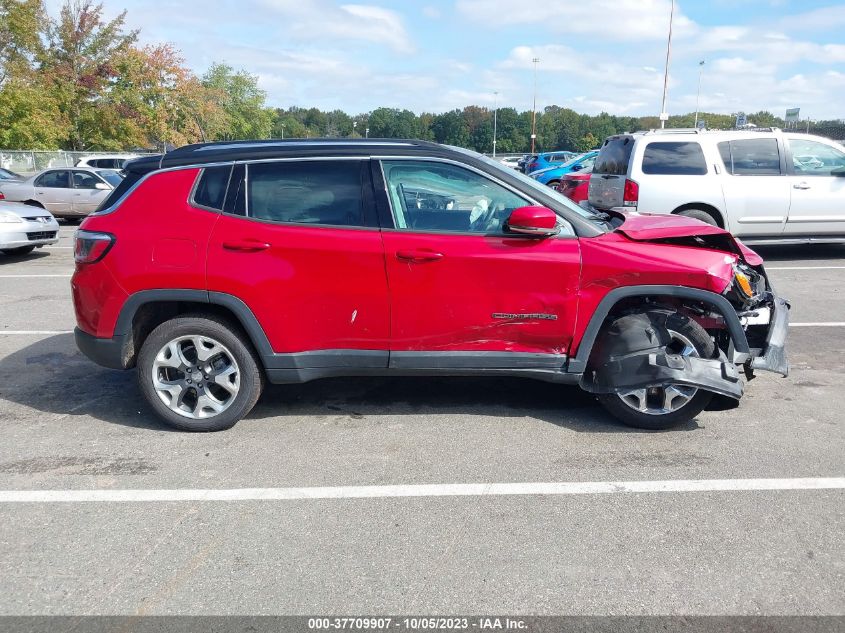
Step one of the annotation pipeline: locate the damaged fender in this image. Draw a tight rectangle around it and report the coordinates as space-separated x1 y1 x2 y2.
580 310 744 400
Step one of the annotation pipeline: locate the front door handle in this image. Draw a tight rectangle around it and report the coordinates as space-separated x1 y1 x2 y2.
222 240 271 252
793 182 811 190
396 249 443 263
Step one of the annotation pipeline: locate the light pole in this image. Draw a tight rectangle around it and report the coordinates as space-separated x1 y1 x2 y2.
531 57 539 153
659 0 675 129
694 59 705 128
365 127 369 139
280 123 285 139
353 121 357 137
492 91 499 157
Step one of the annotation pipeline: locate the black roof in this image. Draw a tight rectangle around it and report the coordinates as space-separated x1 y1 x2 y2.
126 138 461 174
122 138 604 237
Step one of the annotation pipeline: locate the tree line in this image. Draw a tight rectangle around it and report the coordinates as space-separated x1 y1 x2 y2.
2 1 839 154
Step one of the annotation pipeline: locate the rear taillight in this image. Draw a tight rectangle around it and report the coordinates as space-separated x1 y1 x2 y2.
0 192 5 200
74 230 114 264
623 179 639 207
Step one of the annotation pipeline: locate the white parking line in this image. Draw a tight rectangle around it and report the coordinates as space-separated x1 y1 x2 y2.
0 477 842 503
790 322 845 327
0 274 71 278
768 266 845 270
44 246 73 249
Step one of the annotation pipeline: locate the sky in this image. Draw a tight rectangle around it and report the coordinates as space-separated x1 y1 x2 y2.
48 0 845 120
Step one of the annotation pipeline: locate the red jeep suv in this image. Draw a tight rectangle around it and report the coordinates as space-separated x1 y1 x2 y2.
72 139 789 432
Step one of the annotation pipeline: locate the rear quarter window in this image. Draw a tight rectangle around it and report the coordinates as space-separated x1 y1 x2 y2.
594 137 634 175
641 141 708 175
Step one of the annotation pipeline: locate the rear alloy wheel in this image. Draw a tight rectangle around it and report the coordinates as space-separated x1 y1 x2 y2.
546 180 560 189
137 316 263 431
596 311 715 430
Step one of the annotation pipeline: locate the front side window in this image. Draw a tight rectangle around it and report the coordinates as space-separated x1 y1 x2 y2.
642 142 707 175
719 139 781 175
381 160 529 233
72 171 106 189
246 160 365 227
35 170 71 188
788 138 845 176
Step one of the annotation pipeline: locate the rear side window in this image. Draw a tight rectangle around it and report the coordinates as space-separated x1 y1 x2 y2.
193 165 232 210
246 160 365 227
718 139 781 175
641 142 707 175
594 136 634 175
35 170 71 188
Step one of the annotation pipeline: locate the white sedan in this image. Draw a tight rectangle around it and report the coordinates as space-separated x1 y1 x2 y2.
0 167 122 220
0 201 60 256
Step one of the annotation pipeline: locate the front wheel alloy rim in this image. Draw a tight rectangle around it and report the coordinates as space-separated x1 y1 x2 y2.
616 330 700 416
151 335 240 419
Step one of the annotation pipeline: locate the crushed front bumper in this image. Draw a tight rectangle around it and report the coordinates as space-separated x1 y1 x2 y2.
748 294 790 377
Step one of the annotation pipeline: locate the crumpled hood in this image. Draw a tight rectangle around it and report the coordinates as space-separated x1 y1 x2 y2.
615 212 763 266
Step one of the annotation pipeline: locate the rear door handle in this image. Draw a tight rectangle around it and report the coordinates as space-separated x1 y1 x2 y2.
222 240 271 252
396 249 443 263
793 182 811 190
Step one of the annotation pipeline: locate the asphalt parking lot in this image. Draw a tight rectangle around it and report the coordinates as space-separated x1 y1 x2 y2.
0 224 843 616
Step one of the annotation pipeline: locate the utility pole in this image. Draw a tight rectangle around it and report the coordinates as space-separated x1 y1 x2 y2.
493 91 499 157
531 58 539 152
659 0 675 129
694 59 705 128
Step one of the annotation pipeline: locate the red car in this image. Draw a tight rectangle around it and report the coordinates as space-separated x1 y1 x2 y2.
72 139 789 432
557 167 592 203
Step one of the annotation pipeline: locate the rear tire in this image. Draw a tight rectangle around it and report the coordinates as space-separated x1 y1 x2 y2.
1 246 35 256
595 310 715 430
546 180 559 189
677 207 719 227
137 315 264 431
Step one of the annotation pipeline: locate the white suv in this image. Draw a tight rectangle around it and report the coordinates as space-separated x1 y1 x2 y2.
588 128 845 245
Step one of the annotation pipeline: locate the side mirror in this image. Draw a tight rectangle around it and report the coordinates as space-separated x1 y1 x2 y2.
506 206 560 238
94 182 110 190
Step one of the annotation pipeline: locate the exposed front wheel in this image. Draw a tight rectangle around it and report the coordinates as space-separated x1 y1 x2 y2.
137 316 264 431
595 311 715 430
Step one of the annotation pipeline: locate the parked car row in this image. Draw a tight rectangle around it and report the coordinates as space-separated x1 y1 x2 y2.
0 167 123 219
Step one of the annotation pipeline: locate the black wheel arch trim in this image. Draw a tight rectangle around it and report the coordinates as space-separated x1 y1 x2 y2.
113 288 275 359
567 285 750 374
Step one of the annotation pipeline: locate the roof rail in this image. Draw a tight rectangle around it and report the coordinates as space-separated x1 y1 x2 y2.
737 127 781 133
641 128 703 135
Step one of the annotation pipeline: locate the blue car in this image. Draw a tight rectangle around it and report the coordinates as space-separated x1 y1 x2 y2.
529 150 599 187
524 150 577 174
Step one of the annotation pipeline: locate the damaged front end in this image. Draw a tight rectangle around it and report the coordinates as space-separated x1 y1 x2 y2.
579 214 790 403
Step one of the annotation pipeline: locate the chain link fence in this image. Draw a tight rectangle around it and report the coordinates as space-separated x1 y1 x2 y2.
0 150 156 175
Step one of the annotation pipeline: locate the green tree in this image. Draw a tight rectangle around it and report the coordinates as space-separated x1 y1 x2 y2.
42 0 138 149
201 62 273 140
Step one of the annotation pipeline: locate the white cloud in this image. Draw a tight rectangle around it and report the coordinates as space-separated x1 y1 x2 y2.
258 0 415 53
422 6 441 19
457 0 696 41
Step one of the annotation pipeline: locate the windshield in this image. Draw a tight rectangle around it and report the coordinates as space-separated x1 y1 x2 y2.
96 170 124 187
448 145 603 222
